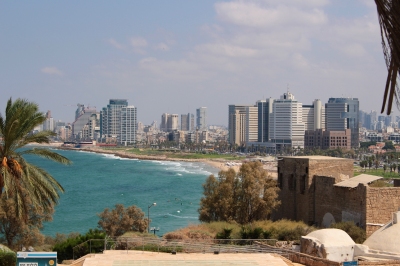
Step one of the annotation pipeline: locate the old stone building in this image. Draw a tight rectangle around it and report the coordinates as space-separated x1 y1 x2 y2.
274 156 400 236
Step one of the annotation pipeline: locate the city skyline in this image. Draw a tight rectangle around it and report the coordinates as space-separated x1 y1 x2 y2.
0 1 396 125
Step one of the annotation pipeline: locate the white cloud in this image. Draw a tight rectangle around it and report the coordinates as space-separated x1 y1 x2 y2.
108 38 124 50
215 1 328 28
130 37 147 48
41 67 64 76
130 37 148 54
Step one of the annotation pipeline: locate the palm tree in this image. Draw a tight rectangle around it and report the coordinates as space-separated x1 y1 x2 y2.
0 98 71 221
375 0 400 114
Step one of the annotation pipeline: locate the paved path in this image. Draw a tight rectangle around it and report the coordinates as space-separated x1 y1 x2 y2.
63 250 295 266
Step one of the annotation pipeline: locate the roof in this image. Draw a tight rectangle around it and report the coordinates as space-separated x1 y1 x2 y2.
334 174 382 188
279 155 350 160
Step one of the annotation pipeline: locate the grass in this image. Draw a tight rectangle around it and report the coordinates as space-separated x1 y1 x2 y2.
122 148 244 160
354 167 400 179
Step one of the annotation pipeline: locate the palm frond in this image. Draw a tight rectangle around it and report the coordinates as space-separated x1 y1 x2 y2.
0 98 68 221
375 0 400 114
20 148 71 165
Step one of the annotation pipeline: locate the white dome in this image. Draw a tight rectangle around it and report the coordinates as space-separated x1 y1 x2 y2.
306 229 355 247
364 219 400 254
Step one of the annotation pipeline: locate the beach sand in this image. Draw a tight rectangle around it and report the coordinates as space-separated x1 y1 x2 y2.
41 143 277 175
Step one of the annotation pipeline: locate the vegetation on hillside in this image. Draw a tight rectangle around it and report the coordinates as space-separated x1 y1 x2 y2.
164 220 315 242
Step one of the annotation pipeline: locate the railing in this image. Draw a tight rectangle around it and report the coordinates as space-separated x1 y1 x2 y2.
72 237 291 260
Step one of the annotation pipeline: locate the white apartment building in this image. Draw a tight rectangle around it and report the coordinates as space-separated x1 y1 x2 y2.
245 106 258 143
269 92 305 149
120 106 137 146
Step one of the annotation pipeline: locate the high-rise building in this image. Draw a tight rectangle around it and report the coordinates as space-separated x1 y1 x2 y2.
120 106 137 146
160 113 179 132
245 106 258 143
196 107 207 130
100 99 136 145
302 99 325 131
181 114 188 131
72 105 97 139
160 113 169 132
325 98 359 147
229 104 257 146
167 114 179 131
43 110 54 132
257 99 274 143
269 92 305 150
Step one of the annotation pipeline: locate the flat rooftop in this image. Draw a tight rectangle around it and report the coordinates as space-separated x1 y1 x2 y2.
62 250 294 266
279 156 351 160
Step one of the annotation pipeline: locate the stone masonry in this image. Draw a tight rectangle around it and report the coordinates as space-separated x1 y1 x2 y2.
274 156 400 236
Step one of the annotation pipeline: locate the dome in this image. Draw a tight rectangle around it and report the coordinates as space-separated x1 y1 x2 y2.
364 213 400 254
306 228 355 246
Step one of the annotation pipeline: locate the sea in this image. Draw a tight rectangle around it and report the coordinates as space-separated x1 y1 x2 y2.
24 148 218 237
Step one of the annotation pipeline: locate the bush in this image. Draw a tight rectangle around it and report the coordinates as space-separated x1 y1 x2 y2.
0 250 16 266
53 229 106 261
216 228 233 240
330 221 366 243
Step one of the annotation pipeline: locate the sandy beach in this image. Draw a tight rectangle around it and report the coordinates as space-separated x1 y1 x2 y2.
34 143 277 176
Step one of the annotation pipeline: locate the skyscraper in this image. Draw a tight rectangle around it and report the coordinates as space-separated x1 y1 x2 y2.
196 107 207 130
257 98 274 142
325 98 359 147
228 104 256 146
181 113 194 131
100 99 136 145
269 92 305 150
120 106 137 146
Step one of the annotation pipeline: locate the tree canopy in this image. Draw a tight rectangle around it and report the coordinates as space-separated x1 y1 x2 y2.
97 204 148 237
0 98 71 221
198 161 280 224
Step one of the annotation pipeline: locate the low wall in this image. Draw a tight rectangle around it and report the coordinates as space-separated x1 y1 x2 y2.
288 252 340 266
359 260 400 266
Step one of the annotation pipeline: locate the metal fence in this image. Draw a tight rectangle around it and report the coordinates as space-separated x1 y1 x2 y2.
72 237 291 260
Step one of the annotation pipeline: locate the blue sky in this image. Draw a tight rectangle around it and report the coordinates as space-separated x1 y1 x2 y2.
0 0 390 125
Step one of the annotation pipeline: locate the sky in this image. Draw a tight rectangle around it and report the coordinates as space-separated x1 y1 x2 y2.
0 0 392 126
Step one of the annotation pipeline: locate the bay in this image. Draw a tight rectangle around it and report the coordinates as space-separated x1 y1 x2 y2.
25 149 218 237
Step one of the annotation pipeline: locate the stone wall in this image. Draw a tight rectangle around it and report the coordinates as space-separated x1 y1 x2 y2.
274 156 354 225
366 187 400 236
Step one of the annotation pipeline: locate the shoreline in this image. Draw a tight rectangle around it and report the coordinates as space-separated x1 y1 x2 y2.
32 143 277 175
54 145 242 173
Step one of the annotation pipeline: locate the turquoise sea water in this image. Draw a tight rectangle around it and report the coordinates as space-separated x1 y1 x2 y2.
25 149 218 237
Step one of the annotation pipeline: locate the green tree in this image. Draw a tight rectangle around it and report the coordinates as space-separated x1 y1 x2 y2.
97 204 148 237
0 98 71 221
198 162 280 224
374 159 380 170
0 196 51 249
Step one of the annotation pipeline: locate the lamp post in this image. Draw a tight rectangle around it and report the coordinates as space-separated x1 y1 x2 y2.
148 203 156 233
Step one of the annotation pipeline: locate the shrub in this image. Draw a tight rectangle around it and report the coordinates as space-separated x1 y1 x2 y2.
0 250 16 266
330 221 366 243
53 229 106 261
216 228 233 240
